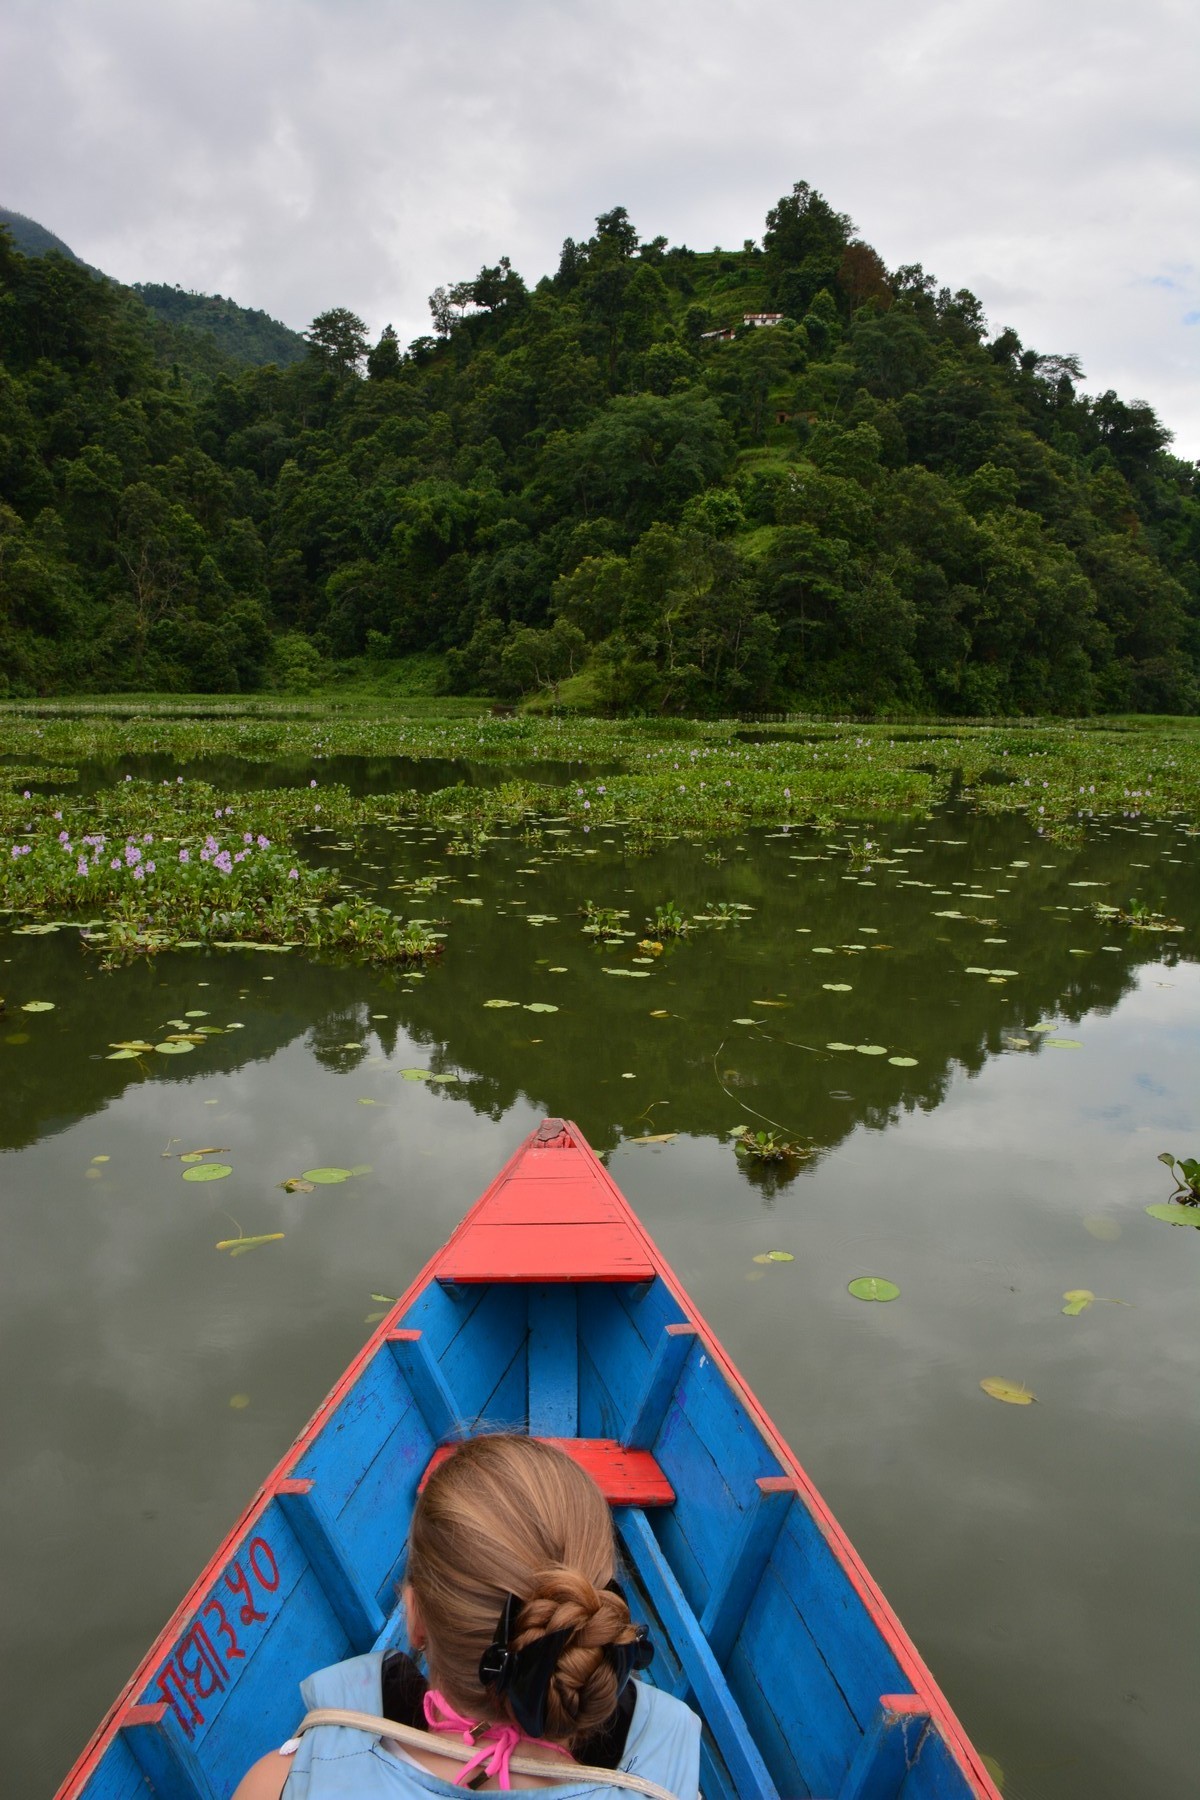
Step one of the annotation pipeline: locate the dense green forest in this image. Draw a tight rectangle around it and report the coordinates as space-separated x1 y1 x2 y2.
1 185 1197 712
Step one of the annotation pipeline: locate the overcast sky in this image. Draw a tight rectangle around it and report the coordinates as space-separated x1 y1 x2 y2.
3 0 1198 456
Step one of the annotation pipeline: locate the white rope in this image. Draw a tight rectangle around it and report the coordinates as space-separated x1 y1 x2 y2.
294 1708 683 1800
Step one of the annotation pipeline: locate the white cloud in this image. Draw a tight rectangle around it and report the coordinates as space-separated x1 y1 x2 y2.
2 0 1198 452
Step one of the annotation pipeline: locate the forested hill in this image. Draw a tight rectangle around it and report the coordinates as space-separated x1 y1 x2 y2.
132 285 307 367
1 186 1197 711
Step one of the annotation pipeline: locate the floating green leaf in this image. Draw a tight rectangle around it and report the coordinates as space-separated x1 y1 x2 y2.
1145 1203 1200 1228
980 1377 1036 1405
766 1250 795 1262
184 1010 208 1018
483 998 521 1008
155 1040 195 1054
426 1073 459 1084
357 1097 381 1105
524 1002 559 1013
216 1233 284 1256
399 1068 429 1080
823 983 852 992
20 1000 55 1012
106 1048 140 1060
888 1055 918 1067
1045 1038 1082 1049
347 1164 373 1176
603 968 651 977
856 1044 888 1056
1061 1288 1095 1316
229 1393 251 1409
278 1177 315 1193
826 1041 855 1052
302 1167 352 1184
182 1162 233 1182
848 1277 900 1302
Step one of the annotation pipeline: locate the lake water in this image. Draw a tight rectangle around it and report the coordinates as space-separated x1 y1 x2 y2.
1 793 1196 1799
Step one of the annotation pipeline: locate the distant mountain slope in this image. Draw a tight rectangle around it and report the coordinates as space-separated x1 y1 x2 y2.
0 205 96 270
132 283 307 367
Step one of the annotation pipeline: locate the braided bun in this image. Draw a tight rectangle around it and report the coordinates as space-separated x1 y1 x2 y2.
407 1435 636 1745
513 1567 638 1740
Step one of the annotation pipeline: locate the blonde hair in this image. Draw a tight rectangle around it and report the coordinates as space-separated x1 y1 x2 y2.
406 1435 639 1743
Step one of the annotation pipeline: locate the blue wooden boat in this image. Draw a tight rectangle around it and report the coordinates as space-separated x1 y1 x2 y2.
58 1119 999 1800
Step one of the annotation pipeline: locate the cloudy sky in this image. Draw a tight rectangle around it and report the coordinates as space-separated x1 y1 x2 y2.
4 0 1198 455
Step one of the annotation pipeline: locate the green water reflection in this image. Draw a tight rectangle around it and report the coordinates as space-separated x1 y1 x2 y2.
1 807 1196 1799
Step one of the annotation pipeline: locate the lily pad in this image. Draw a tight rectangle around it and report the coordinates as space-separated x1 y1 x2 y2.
20 1000 55 1012
732 1018 756 1026
887 1055 919 1067
399 1068 429 1081
980 1377 1036 1405
649 1009 670 1018
524 1003 559 1013
1145 1202 1200 1228
1061 1289 1095 1316
278 1177 316 1193
182 1163 233 1182
357 1097 381 1105
603 968 651 977
767 1250 794 1262
856 1044 888 1056
826 1041 856 1052
848 1277 900 1302
184 1010 209 1019
106 1048 140 1060
823 983 852 992
427 1073 459 1084
1044 1038 1082 1049
155 1040 195 1054
302 1167 352 1184
483 999 521 1008
229 1393 251 1409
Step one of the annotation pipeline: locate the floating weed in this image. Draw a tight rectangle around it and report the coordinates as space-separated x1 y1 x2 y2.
20 1000 55 1012
752 1250 796 1264
182 1162 233 1182
629 1133 678 1146
848 1277 900 1301
823 983 853 992
278 1177 316 1193
483 999 521 1008
1061 1289 1095 1316
229 1394 251 1409
980 1377 1036 1405
216 1233 284 1256
1084 1217 1121 1241
301 1167 353 1184
1044 1038 1083 1049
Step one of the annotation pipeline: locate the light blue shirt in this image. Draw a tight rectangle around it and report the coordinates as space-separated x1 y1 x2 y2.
282 1654 700 1800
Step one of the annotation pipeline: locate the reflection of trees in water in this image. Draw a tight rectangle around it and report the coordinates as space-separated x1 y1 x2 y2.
2 811 1195 1161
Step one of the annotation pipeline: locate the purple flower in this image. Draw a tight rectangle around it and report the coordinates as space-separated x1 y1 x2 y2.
583 800 591 809
133 865 145 881
23 790 30 799
125 845 141 866
77 857 88 876
214 850 233 875
58 830 70 844
143 832 153 844
310 780 317 788
288 868 299 880
54 810 62 820
124 775 132 782
179 848 190 863
111 858 121 871
145 860 155 873
257 834 269 849
314 804 321 812
244 832 253 844
783 788 791 799
234 850 247 862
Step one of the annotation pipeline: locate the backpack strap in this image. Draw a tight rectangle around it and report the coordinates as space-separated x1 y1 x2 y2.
293 1708 683 1800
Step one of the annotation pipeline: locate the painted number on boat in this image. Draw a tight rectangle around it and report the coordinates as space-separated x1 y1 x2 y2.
155 1536 281 1736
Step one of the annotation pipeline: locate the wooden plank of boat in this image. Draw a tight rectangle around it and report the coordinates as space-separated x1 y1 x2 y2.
57 1118 1000 1800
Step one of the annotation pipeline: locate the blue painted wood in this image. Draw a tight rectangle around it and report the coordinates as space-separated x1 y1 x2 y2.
276 1481 385 1649
120 1708 216 1800
528 1285 578 1435
839 1699 930 1800
623 1323 696 1450
895 1721 974 1800
731 1564 863 1799
403 1281 527 1426
387 1330 460 1442
768 1507 908 1728
79 1748 148 1800
724 1636 811 1800
701 1477 795 1666
615 1505 780 1800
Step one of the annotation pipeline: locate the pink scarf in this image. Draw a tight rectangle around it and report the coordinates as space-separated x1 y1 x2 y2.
422 1689 576 1790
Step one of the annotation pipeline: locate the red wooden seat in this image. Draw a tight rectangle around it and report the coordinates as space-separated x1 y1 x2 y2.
421 1438 675 1507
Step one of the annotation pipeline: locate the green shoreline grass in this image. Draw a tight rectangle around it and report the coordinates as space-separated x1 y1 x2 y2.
3 708 1196 964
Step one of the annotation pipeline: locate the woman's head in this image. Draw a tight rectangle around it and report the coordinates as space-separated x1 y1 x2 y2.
406 1435 640 1743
